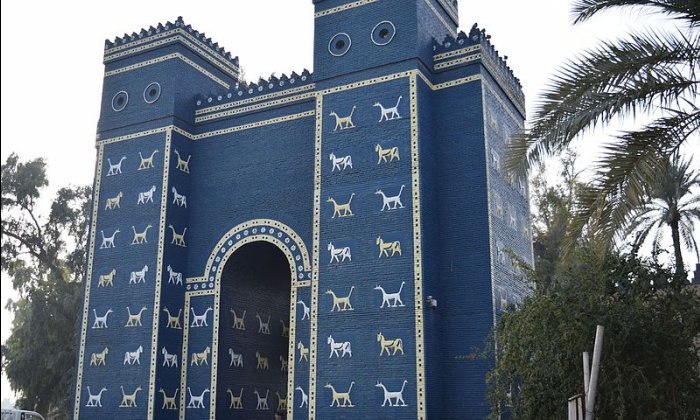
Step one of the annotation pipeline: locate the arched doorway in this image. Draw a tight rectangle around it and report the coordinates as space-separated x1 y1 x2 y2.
216 241 291 418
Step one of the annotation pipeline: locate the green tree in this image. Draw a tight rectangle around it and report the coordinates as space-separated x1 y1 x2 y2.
1 153 91 416
627 153 700 274
488 249 700 419
506 0 700 249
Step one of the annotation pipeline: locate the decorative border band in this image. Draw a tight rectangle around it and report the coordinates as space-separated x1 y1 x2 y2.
195 92 316 122
105 33 239 79
434 53 482 70
105 28 239 73
104 53 230 89
314 0 379 17
146 129 172 419
72 145 104 420
196 84 316 115
433 45 481 61
410 73 427 419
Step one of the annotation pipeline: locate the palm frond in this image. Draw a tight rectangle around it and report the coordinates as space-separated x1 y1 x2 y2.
679 219 699 258
505 31 699 177
572 0 700 26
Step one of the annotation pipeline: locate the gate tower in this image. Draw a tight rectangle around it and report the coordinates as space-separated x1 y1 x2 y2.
73 1 532 419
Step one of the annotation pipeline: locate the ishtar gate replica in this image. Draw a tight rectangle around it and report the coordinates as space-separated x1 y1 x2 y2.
72 0 533 419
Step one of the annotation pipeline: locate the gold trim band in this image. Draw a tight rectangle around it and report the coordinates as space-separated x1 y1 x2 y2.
315 0 379 17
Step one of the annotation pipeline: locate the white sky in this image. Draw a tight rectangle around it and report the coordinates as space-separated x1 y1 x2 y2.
1 0 697 408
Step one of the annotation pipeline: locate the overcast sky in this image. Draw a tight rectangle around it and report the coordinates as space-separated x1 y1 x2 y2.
1 0 697 408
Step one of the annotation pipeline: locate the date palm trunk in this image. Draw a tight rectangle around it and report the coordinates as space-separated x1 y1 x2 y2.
669 213 684 277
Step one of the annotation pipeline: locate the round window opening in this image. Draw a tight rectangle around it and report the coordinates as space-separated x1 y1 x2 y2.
111 91 129 112
143 82 161 104
328 33 351 57
371 21 396 46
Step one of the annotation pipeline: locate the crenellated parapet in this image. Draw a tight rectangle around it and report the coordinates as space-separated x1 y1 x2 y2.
194 69 314 122
432 24 525 115
103 16 240 81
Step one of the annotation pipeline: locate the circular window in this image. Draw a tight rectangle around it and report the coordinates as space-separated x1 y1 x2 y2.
143 82 161 104
371 21 396 46
328 33 352 57
111 91 128 112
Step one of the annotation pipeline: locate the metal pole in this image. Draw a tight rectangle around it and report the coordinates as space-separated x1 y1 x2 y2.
585 325 604 420
582 351 590 396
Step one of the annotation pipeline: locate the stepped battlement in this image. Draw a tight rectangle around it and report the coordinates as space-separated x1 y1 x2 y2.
194 69 313 117
103 17 240 79
433 24 524 113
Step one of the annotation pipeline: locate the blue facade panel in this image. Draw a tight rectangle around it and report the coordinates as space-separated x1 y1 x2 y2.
73 1 531 419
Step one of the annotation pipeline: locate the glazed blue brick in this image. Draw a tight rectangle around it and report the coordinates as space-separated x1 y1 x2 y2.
74 1 532 419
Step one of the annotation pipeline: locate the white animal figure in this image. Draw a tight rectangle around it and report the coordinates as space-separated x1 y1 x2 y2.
161 347 178 367
297 300 310 320
136 185 157 204
85 386 107 407
376 380 408 407
190 307 212 327
230 308 246 330
171 186 187 207
329 106 356 131
325 382 354 407
327 335 352 358
123 345 144 365
166 265 183 285
89 347 109 366
276 391 287 411
377 332 405 356
92 308 113 329
131 225 152 245
256 314 271 334
125 306 147 327
106 156 126 176
297 341 309 362
190 346 211 366
173 149 191 173
280 319 289 337
168 224 187 247
159 387 178 410
163 307 182 329
327 193 355 218
376 236 402 258
374 96 403 121
97 268 116 287
375 144 401 164
325 286 355 311
327 242 351 264
329 153 353 172
138 149 159 170
255 351 269 370
99 229 120 249
374 282 406 308
104 192 123 210
296 386 308 408
254 389 270 410
376 185 405 211
227 388 244 409
279 355 288 371
129 265 149 284
187 387 210 408
119 385 142 407
229 348 243 367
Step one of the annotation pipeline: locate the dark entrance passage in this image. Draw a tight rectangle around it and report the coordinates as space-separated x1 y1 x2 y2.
216 241 291 418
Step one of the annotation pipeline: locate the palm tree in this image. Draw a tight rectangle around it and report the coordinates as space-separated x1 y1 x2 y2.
506 0 700 247
627 154 699 274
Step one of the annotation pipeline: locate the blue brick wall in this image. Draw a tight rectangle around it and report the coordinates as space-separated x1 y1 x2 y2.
75 1 529 419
